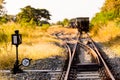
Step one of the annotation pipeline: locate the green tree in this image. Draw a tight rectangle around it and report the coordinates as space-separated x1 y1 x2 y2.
16 5 51 26
62 18 69 27
56 21 63 26
91 0 120 26
91 0 120 35
0 14 8 24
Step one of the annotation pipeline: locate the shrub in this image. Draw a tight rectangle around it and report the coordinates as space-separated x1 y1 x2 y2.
41 24 50 31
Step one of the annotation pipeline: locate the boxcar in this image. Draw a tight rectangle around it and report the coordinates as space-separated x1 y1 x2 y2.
69 17 89 33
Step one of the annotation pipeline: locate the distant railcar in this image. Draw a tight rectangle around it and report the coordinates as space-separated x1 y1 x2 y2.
69 18 76 28
69 17 89 33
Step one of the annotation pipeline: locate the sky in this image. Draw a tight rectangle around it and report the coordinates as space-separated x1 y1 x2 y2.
4 0 105 23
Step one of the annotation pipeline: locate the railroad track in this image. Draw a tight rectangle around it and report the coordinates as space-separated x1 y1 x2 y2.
55 32 115 80
0 31 116 80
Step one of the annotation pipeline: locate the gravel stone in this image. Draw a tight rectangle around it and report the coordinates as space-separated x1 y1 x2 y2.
0 56 66 80
96 43 120 79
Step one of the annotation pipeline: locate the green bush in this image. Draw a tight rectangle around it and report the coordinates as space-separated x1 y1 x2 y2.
0 17 8 24
41 24 50 31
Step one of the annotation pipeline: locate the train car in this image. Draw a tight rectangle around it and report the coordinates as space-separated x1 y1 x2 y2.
69 17 89 33
69 18 76 28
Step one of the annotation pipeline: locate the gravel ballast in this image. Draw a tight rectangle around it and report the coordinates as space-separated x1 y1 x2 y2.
96 43 120 79
0 56 66 80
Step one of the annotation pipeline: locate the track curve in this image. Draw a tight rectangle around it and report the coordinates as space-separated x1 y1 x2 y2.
61 32 115 80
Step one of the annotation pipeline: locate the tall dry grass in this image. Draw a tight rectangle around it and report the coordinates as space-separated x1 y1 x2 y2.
91 21 120 55
0 22 66 69
92 21 120 42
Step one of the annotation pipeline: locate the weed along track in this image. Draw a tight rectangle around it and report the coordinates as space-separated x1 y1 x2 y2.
0 29 116 80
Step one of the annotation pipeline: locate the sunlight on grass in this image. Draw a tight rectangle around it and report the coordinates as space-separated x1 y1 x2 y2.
18 42 66 60
0 44 15 69
47 27 77 35
0 22 67 69
91 21 120 56
93 21 120 42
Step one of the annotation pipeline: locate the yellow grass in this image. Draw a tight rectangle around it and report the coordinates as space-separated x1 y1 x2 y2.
18 42 65 59
91 21 120 55
93 21 120 42
47 26 77 35
0 23 69 69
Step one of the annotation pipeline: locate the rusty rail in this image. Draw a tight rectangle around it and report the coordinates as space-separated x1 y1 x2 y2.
64 33 79 80
62 33 115 80
86 33 115 80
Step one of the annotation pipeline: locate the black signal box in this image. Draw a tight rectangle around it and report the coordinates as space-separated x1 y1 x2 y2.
12 30 22 45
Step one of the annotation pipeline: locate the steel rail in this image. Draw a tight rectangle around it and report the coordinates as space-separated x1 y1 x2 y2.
0 70 62 73
86 33 115 80
63 34 100 80
77 41 101 64
65 43 72 62
59 43 72 80
53 31 79 80
64 34 79 80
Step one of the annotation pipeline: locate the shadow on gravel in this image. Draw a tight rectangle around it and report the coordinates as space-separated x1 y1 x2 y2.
0 56 66 80
101 36 120 47
95 42 120 80
23 56 66 70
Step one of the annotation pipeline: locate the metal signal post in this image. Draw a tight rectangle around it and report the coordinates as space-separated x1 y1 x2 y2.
11 30 23 74
11 30 31 74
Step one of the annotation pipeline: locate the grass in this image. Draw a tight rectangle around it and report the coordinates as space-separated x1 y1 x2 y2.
91 21 120 56
0 22 68 69
18 42 65 59
47 26 77 35
92 21 120 42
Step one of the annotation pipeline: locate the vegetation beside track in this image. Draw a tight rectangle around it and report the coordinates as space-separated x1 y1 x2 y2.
90 0 120 56
91 20 120 56
0 23 72 69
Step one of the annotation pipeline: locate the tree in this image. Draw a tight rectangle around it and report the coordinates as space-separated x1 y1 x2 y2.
0 0 8 24
101 0 120 18
0 0 4 10
91 0 120 26
16 5 51 26
0 0 6 16
63 18 69 26
39 9 51 20
90 0 120 35
0 14 8 24
56 21 63 26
